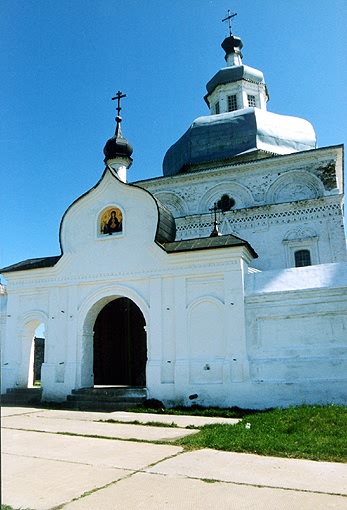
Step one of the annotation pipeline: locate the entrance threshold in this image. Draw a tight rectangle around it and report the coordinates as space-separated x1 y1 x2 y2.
67 386 147 411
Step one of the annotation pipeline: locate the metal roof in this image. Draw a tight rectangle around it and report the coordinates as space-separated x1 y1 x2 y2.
161 234 258 258
163 108 316 177
0 255 61 274
206 65 265 95
1 235 258 274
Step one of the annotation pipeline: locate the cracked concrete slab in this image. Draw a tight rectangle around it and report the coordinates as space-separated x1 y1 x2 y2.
1 427 182 510
2 428 182 470
2 406 239 427
57 471 347 510
2 407 347 510
146 448 347 496
2 413 198 441
2 452 129 510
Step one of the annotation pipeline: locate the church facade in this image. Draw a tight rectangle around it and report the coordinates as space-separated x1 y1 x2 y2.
1 29 346 409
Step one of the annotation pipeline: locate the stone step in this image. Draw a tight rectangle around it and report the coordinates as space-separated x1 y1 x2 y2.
70 386 147 398
2 386 147 411
2 388 42 405
64 399 145 412
65 386 147 412
67 393 145 403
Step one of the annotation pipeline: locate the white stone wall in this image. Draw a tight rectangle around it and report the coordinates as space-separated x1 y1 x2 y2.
3 257 347 408
1 249 253 406
244 262 347 408
0 168 252 405
138 145 346 271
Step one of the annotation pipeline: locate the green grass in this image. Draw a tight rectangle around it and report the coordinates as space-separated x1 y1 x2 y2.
101 418 178 427
174 405 347 463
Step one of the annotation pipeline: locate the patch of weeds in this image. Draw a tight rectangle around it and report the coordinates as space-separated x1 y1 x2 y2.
129 405 262 419
55 430 170 446
100 419 178 428
1 506 36 510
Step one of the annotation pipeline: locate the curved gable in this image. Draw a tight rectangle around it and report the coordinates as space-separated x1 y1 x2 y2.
58 167 175 273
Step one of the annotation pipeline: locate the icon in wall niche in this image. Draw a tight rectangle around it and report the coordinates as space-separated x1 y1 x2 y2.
100 207 123 235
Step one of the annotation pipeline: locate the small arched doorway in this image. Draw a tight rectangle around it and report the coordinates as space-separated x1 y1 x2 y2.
33 323 45 386
93 297 147 386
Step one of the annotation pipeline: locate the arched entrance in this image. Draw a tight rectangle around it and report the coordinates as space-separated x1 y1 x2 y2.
15 315 47 388
93 297 147 386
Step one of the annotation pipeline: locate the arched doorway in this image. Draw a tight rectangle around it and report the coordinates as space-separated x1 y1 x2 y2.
15 317 47 388
33 323 45 386
93 297 147 386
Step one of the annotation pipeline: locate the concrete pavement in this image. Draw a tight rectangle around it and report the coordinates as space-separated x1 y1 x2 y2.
2 406 347 510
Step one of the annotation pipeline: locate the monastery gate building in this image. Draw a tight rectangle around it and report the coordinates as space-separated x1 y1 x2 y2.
1 27 347 409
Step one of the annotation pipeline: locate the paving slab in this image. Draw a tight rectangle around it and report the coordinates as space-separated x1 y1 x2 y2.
1 405 44 417
2 452 128 510
147 448 347 496
2 413 198 441
2 427 182 509
1 405 239 427
2 428 182 471
109 410 240 427
3 406 347 510
59 471 347 510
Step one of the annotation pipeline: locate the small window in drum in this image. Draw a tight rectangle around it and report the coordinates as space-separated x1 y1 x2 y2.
295 249 311 267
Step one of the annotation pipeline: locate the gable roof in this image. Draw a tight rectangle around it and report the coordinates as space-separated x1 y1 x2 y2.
0 255 61 274
160 234 258 258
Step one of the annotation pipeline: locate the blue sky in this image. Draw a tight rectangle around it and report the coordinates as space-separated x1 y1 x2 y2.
1 0 346 272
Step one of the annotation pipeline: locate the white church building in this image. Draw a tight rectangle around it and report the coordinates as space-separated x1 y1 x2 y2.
1 27 347 409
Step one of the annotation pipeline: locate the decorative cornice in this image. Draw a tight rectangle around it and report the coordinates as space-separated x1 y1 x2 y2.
5 258 240 289
134 145 343 189
176 197 343 237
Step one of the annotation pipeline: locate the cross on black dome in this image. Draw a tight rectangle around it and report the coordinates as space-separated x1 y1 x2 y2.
103 90 133 165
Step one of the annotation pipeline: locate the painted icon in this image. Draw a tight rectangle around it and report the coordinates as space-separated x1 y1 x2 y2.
100 207 123 235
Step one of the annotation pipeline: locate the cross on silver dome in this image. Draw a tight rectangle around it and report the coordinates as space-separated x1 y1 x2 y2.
222 10 237 36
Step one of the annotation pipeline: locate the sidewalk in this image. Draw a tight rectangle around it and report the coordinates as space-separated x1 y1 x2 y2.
2 406 347 510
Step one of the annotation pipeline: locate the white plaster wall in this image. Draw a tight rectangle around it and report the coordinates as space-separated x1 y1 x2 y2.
1 167 252 405
172 196 346 271
0 285 9 387
2 259 347 408
139 147 342 213
1 248 252 404
244 262 347 408
138 145 346 271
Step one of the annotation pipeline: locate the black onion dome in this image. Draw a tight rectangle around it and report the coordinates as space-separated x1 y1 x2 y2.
221 35 243 59
103 122 133 164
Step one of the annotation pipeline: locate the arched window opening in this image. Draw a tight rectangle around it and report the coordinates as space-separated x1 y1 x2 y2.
295 249 311 267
